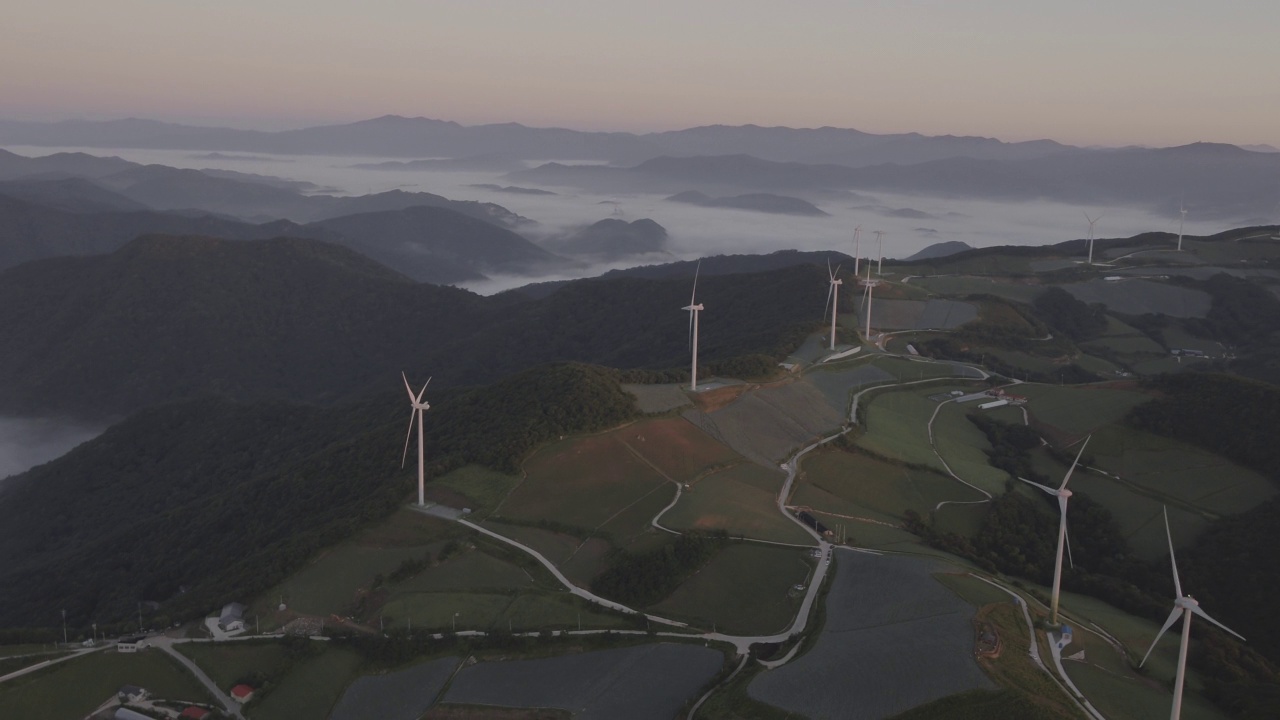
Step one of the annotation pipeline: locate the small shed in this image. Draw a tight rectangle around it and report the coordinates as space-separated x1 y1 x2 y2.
117 685 148 703
231 684 255 703
117 636 147 653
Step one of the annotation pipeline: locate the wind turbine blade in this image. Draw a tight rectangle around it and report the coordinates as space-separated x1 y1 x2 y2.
1140 606 1185 667
1188 604 1246 642
1164 506 1183 599
416 377 432 403
690 259 701 305
1063 518 1075 569
400 410 416 468
1018 476 1058 496
827 258 834 282
823 284 834 322
1059 435 1090 491
401 372 417 402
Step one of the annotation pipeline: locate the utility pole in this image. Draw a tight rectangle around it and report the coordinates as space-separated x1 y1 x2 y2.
137 602 143 632
61 610 67 646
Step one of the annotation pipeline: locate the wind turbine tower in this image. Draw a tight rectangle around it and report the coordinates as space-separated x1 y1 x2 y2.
1141 507 1245 720
860 262 881 342
875 230 885 275
400 373 432 506
1084 213 1101 264
824 261 843 351
1019 436 1090 626
683 261 705 391
1177 203 1187 252
852 225 862 277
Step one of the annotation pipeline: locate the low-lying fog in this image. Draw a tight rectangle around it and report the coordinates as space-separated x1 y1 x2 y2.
6 145 1236 294
0 416 105 482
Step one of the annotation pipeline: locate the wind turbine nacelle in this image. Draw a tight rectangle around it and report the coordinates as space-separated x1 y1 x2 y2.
683 304 704 311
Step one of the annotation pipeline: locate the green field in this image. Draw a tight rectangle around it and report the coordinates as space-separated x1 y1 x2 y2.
1017 384 1150 435
379 589 631 633
396 548 535 593
177 640 293 691
250 647 366 720
496 433 668 532
932 402 1007 493
908 275 1045 304
930 573 1011 607
0 649 213 720
662 464 812 544
430 465 522 517
856 389 950 470
797 449 987 526
650 544 811 635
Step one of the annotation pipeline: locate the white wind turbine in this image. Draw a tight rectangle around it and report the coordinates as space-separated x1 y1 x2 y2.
400 372 431 506
1141 506 1245 720
824 260 843 351
1019 435 1090 626
874 230 885 275
852 225 862 278
683 261 705 392
860 261 880 342
1084 213 1101 264
1177 202 1187 252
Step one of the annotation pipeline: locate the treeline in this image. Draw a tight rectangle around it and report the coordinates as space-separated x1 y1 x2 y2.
968 414 1049 484
1032 287 1107 342
591 532 728 607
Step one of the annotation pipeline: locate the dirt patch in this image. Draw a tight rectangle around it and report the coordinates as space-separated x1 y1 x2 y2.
691 383 750 413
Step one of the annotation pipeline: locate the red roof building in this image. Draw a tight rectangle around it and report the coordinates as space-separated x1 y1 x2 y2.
179 708 211 719
230 684 255 703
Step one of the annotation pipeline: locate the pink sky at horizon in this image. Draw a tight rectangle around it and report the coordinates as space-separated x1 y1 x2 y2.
5 1 1278 149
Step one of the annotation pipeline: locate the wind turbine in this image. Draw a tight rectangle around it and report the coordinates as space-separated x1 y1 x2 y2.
860 261 880 342
1177 202 1187 252
1140 507 1245 720
874 230 885 275
824 260 843 351
852 225 862 278
400 372 431 506
1019 435 1090 626
683 261 704 391
1084 213 1101 264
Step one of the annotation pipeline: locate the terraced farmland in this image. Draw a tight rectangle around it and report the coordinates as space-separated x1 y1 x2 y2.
441 643 724 719
1062 279 1211 317
650 543 812 633
329 657 459 720
661 463 812 544
749 552 993 719
795 449 986 525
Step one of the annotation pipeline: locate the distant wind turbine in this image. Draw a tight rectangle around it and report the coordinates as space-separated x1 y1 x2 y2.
1084 213 1101 264
1019 435 1090 626
874 230 885 275
400 372 431 506
852 225 862 278
683 261 705 392
1177 202 1187 252
860 261 880 342
1141 506 1245 720
824 260 843 351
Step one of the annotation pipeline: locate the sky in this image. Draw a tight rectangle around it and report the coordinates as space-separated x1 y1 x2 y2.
4 1 1278 147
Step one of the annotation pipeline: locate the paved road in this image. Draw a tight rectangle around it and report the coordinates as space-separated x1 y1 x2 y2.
0 645 104 684
150 637 245 719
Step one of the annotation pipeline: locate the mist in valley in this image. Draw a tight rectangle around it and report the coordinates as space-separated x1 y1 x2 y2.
0 416 104 482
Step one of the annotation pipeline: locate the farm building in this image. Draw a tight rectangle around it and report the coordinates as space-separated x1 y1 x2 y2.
117 685 148 703
978 399 1009 410
797 511 830 535
219 602 247 632
116 636 147 653
231 684 255 703
179 707 211 719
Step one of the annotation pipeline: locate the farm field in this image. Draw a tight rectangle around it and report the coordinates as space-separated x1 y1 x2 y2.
1017 383 1151 436
250 647 366 720
661 463 812 544
803 363 896 416
749 551 993 719
1085 425 1276 515
430 465 522 517
684 380 843 467
871 356 986 382
329 656 459 720
1062 279 1211 317
440 643 724 720
650 544 811 635
176 640 293 691
0 649 213 720
621 383 691 413
796 449 987 526
395 548 535 593
932 401 1007 494
617 416 742 481
855 389 949 470
866 298 977 330
909 275 1044 304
